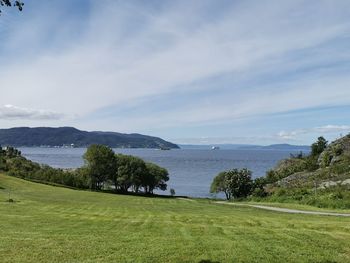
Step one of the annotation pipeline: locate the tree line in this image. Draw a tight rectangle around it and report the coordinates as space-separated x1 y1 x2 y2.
83 144 169 194
0 144 170 195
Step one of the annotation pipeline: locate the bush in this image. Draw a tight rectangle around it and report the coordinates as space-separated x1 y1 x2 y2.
251 187 268 198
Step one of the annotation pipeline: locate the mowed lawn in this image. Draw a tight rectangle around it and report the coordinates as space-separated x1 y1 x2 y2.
1 174 350 263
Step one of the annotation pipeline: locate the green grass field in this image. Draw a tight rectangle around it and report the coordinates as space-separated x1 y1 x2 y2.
1 174 350 263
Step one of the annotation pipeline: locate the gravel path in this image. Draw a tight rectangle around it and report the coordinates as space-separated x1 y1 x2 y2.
215 201 350 217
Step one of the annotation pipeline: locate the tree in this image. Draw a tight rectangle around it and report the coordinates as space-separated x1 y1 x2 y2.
225 168 253 199
115 154 133 192
115 154 148 193
170 188 176 197
311 136 328 156
129 156 147 193
0 0 24 14
83 145 116 190
251 177 268 197
144 162 169 194
211 169 253 200
210 172 231 200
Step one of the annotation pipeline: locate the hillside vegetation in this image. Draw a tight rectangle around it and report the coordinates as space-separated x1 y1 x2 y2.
0 145 170 196
1 174 350 263
251 135 350 209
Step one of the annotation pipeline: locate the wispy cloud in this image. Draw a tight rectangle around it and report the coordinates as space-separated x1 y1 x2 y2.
0 1 350 143
175 125 350 145
277 125 350 140
0 105 63 120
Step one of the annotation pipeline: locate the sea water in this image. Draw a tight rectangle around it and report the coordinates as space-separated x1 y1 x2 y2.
19 147 299 198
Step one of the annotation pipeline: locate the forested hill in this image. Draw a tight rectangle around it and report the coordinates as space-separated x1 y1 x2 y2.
0 127 179 149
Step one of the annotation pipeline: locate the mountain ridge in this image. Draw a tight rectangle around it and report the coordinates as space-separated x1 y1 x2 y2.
0 127 179 149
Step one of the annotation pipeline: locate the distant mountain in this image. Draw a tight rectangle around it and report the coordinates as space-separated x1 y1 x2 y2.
238 144 310 151
179 143 310 151
179 144 258 150
0 127 179 149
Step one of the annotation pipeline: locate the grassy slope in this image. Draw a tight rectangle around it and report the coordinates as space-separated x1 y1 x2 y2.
1 174 350 263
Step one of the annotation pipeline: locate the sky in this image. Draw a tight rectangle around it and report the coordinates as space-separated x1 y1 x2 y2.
0 0 350 145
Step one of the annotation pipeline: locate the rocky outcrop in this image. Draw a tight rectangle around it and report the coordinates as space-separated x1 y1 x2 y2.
277 171 316 188
274 134 350 188
318 134 350 167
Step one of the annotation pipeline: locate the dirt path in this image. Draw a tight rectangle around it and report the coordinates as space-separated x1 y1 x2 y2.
215 201 350 217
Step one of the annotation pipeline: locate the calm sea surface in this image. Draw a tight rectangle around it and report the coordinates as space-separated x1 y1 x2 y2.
19 148 298 198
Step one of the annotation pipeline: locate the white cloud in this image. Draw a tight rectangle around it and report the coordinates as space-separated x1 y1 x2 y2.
0 1 350 134
313 125 350 133
277 125 350 140
0 105 63 120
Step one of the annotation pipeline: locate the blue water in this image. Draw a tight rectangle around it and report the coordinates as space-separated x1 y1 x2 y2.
19 148 298 198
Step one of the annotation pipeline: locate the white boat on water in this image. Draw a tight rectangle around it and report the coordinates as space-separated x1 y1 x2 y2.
211 146 220 150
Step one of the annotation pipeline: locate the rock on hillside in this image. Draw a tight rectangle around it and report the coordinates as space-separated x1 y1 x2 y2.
273 134 350 188
273 158 307 178
318 134 350 167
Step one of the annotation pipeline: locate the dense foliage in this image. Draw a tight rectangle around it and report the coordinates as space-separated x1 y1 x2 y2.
311 136 328 156
0 144 170 195
246 135 350 209
210 134 350 209
260 136 329 187
83 145 116 190
211 168 253 200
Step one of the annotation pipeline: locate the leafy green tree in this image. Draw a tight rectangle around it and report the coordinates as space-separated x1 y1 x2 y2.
144 162 169 194
129 156 147 193
311 136 328 156
83 145 116 190
251 177 268 197
226 168 253 199
170 188 176 196
0 0 24 14
115 154 133 192
115 154 147 193
210 172 231 200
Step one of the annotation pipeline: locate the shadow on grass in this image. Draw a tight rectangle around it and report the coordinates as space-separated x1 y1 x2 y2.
2 199 18 203
101 189 189 199
4 175 191 200
198 260 221 263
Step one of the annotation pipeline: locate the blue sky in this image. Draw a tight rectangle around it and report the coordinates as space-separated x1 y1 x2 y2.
1 0 350 145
